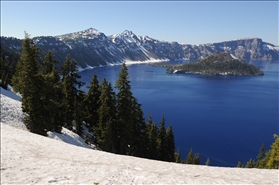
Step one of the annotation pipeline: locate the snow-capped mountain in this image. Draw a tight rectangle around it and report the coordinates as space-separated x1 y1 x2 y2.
1 28 278 69
57 28 103 41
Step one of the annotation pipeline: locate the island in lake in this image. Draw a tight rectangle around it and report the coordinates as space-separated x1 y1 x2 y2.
165 52 264 76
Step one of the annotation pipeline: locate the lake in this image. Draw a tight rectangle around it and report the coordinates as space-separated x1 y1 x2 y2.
79 60 278 167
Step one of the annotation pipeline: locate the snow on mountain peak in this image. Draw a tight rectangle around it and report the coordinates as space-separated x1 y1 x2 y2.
84 28 101 35
57 28 103 41
122 30 134 36
74 28 102 38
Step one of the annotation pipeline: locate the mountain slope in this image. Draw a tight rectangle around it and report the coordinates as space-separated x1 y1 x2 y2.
1 123 278 185
1 28 278 69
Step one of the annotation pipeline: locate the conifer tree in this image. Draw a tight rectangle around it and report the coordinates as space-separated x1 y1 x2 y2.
186 148 194 164
0 45 18 89
256 143 266 168
0 56 9 89
146 115 159 160
61 54 84 130
205 158 210 166
128 97 147 157
74 89 86 135
157 114 168 161
245 158 256 168
166 124 175 162
40 51 64 133
96 78 118 153
257 143 266 161
115 63 134 154
266 134 279 169
237 161 243 167
175 148 182 163
84 74 101 132
12 32 46 135
193 153 200 165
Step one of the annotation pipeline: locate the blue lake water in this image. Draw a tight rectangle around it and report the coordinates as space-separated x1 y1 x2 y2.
79 60 278 167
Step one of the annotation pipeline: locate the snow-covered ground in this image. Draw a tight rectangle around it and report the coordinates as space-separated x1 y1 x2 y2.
0 86 90 148
1 123 278 185
0 87 26 131
1 87 278 184
47 127 92 149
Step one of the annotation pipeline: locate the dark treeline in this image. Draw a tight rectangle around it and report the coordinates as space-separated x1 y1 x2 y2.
0 44 19 89
8 33 179 163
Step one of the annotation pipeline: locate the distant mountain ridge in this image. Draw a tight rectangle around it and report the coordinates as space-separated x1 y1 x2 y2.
1 28 278 68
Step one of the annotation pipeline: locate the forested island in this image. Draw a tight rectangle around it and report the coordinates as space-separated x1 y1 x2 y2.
165 52 264 76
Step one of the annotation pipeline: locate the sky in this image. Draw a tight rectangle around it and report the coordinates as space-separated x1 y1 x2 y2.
1 1 278 45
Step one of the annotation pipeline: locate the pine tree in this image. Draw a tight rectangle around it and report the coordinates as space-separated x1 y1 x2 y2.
257 143 266 160
84 74 101 132
96 78 118 153
12 32 46 135
61 54 84 130
128 97 147 157
193 153 200 165
157 114 168 161
0 45 19 89
237 161 243 168
0 56 8 89
166 124 175 162
245 158 256 168
74 90 86 135
266 134 279 169
146 115 159 160
175 148 182 163
115 63 134 155
186 148 194 164
205 158 210 166
256 143 266 168
39 51 64 133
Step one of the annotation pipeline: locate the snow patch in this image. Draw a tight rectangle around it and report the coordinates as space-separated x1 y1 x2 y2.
230 54 240 60
0 86 21 101
124 58 170 65
77 58 170 72
1 122 278 184
47 127 92 149
0 86 92 149
0 87 26 130
219 46 231 51
263 44 279 51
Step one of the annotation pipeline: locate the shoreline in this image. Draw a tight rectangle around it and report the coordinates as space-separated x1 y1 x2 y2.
77 58 170 72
